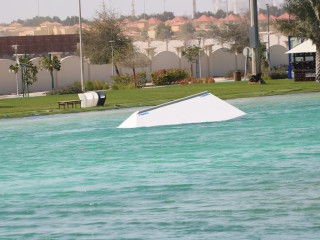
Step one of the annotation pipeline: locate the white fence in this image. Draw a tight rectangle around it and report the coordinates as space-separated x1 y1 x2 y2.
0 43 288 95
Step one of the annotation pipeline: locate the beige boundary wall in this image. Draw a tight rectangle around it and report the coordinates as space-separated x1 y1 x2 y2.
0 42 288 95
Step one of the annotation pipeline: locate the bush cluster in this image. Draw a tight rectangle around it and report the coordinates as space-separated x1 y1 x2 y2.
179 76 215 85
267 70 288 79
48 80 109 95
151 68 189 86
262 65 288 80
84 80 109 91
111 71 147 90
48 82 82 95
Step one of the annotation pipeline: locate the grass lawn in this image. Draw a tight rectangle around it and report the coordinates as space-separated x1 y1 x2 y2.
1 79 320 119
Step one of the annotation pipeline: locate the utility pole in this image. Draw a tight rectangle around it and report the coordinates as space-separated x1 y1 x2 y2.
266 3 271 72
192 0 196 19
249 0 260 76
78 0 85 92
12 45 19 96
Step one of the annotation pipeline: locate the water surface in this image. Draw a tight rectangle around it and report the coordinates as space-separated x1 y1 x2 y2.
1 93 320 239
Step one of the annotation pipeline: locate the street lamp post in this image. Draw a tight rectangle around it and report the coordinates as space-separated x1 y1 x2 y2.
78 0 85 92
249 0 260 76
266 3 271 72
197 37 202 79
12 45 19 96
109 40 115 76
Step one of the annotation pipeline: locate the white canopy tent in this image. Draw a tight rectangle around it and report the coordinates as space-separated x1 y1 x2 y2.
118 91 246 128
286 40 316 54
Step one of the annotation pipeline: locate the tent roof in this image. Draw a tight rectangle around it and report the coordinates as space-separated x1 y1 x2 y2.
286 40 316 54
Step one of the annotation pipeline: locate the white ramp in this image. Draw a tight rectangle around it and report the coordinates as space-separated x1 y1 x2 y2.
118 91 246 128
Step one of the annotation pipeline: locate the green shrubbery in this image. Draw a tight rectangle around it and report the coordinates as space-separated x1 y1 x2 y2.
84 80 109 91
263 65 288 80
48 82 82 95
111 71 147 90
151 68 189 86
267 71 288 79
48 80 109 95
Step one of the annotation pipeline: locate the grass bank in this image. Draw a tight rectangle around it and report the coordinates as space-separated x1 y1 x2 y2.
1 79 320 119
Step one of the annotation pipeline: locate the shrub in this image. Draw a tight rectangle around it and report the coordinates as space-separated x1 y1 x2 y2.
261 74 272 81
48 82 82 95
268 70 288 79
151 68 189 86
203 77 215 83
111 73 131 85
179 79 188 85
134 71 147 88
178 76 215 85
111 72 146 89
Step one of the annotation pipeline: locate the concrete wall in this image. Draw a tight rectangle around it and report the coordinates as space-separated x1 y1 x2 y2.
269 45 288 67
0 59 17 94
0 42 289 95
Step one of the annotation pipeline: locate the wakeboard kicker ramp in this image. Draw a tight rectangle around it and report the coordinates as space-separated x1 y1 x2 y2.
118 91 246 128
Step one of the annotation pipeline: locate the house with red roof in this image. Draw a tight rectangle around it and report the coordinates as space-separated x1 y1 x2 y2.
137 19 149 31
258 14 268 22
277 13 296 20
193 15 218 30
148 17 162 26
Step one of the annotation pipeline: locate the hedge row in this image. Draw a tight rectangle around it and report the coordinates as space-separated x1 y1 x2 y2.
151 68 189 86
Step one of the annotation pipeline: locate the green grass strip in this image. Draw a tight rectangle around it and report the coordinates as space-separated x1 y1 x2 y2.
1 79 320 119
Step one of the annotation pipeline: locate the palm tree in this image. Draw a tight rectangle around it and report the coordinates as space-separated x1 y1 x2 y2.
182 45 202 77
275 0 320 82
39 54 61 89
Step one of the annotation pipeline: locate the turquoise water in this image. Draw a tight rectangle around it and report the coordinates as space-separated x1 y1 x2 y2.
1 93 320 239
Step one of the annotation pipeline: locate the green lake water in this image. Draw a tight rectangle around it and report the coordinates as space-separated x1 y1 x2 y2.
1 93 320 239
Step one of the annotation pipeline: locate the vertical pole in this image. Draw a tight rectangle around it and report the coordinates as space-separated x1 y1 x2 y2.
288 36 292 79
21 56 25 98
112 46 114 76
226 0 229 25
198 38 202 78
13 45 19 96
109 40 115 76
244 56 247 80
49 53 54 89
249 0 260 76
78 0 85 92
266 4 270 72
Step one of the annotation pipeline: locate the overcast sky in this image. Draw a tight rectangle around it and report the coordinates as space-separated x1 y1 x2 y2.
0 0 282 24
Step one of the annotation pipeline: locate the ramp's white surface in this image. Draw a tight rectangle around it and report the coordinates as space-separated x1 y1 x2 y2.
118 91 246 128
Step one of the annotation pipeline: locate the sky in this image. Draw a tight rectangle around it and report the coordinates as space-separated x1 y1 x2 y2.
0 0 282 24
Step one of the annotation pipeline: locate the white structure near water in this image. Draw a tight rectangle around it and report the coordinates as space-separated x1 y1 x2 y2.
118 91 246 128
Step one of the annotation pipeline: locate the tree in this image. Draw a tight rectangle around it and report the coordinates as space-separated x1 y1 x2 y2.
39 54 61 89
155 23 173 40
114 46 151 87
214 21 250 54
182 22 195 38
275 0 320 82
9 54 38 97
182 45 202 77
82 12 132 75
259 6 286 17
214 9 227 19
